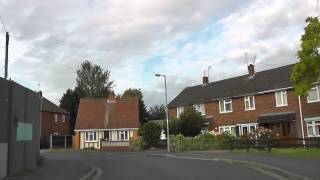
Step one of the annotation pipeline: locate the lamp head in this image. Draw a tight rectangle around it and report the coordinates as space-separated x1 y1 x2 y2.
155 73 161 77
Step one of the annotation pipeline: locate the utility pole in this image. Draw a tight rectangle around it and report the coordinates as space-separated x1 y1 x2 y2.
4 31 9 79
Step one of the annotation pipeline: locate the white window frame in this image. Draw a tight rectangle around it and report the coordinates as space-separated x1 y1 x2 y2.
307 85 320 103
177 106 184 118
275 90 288 107
244 96 255 111
61 115 66 123
219 99 233 113
237 123 257 136
193 103 205 115
305 117 320 137
219 125 236 136
54 114 58 122
85 131 98 142
113 130 129 141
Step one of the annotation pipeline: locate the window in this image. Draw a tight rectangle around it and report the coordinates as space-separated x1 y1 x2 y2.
54 114 58 122
244 96 255 110
113 130 129 141
275 90 288 107
85 131 98 142
193 104 205 115
219 99 232 113
307 85 320 103
306 118 320 137
177 106 184 118
219 126 236 136
238 124 257 136
62 115 66 123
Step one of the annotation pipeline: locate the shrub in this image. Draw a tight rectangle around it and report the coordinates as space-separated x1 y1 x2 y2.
179 107 204 137
130 137 144 151
170 133 216 152
195 133 216 150
215 132 235 149
170 134 191 152
141 122 162 147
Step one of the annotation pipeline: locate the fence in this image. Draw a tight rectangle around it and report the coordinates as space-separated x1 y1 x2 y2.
0 78 40 178
50 135 72 149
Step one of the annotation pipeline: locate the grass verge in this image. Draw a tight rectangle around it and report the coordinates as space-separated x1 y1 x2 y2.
234 148 320 158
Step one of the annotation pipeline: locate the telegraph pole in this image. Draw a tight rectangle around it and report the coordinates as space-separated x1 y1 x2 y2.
4 31 9 79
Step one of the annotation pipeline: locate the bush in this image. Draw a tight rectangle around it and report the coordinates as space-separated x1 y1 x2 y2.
179 107 204 137
141 122 162 147
215 132 235 149
170 133 216 152
130 137 144 151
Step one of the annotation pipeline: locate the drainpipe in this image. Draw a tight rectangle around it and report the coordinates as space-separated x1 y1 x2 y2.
298 96 305 146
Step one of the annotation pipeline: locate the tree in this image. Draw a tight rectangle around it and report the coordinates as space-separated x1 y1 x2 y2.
167 118 182 135
59 87 85 133
141 122 162 147
121 88 149 124
76 60 115 98
179 107 204 137
291 17 320 95
148 105 166 120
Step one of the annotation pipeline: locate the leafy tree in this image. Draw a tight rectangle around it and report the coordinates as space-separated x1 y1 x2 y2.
148 105 166 120
59 87 85 132
179 107 204 137
76 60 115 98
162 118 181 136
291 17 320 95
141 122 162 147
121 88 149 124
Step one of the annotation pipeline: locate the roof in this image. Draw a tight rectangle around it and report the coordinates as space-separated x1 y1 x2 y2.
168 64 294 107
75 97 139 130
258 112 295 124
42 97 69 114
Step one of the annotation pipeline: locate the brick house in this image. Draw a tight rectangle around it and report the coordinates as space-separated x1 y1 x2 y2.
40 97 70 148
73 92 139 150
168 64 320 139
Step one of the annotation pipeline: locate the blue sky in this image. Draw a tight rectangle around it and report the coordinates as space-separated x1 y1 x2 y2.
0 0 317 107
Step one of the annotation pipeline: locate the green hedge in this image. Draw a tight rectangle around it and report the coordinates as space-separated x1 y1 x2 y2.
129 137 144 151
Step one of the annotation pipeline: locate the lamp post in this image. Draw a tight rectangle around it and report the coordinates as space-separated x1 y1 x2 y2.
155 73 170 152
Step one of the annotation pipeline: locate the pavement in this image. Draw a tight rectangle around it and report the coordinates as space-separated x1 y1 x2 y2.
3 150 320 180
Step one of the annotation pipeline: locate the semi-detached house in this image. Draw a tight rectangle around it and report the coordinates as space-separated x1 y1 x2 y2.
168 64 320 139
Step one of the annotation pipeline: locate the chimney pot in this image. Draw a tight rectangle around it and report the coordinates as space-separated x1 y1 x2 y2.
248 64 255 76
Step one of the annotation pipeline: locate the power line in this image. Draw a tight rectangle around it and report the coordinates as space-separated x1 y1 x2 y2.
0 15 6 33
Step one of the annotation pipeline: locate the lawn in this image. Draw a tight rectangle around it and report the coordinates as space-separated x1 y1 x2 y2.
235 148 320 158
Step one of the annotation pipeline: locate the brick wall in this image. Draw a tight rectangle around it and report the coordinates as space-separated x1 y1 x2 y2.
169 89 320 138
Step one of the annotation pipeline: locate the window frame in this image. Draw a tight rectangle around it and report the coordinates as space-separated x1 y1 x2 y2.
193 103 205 115
219 125 236 136
176 106 184 118
275 90 288 107
244 96 255 111
61 115 66 123
54 114 58 123
238 123 257 136
85 131 98 142
307 85 320 103
305 117 320 137
219 99 233 113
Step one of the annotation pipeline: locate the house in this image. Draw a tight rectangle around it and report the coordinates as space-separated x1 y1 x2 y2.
73 92 140 150
168 64 320 139
40 97 70 148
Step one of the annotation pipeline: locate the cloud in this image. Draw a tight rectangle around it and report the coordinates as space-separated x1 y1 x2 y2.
0 0 316 107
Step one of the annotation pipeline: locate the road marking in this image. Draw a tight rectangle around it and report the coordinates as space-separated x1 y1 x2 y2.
159 154 311 180
79 163 103 180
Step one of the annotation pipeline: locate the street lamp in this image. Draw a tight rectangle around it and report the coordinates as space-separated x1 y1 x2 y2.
155 73 170 152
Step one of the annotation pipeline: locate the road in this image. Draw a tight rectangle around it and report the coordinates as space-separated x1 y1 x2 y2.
5 150 319 180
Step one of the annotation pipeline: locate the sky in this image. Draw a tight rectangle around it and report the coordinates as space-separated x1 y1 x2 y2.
0 0 317 107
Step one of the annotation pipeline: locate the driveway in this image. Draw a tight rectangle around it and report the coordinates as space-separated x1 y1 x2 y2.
4 150 319 180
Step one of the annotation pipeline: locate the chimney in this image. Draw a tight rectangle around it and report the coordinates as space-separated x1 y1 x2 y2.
202 76 209 84
248 64 255 76
107 91 116 102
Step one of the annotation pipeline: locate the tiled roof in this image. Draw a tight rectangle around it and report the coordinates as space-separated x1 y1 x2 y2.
168 64 294 107
42 97 69 114
75 97 139 130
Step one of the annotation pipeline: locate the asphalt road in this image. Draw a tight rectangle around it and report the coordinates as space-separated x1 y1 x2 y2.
5 151 281 180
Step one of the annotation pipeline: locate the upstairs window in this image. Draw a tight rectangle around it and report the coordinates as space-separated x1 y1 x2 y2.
219 99 232 113
193 103 205 115
275 90 288 107
54 114 58 122
177 106 184 118
307 85 320 103
244 96 255 110
62 115 66 123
